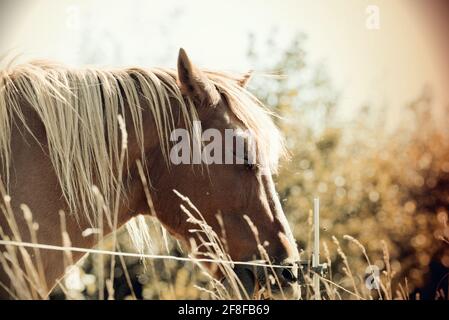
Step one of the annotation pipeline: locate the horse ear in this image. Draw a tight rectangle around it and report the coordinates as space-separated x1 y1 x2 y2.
238 71 253 87
177 48 220 106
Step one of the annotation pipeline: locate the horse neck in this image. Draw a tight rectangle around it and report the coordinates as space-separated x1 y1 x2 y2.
0 93 172 298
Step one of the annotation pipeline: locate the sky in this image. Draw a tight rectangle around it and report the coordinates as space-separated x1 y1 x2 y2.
1 0 448 127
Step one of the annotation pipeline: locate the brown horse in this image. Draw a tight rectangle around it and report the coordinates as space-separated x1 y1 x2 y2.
0 49 299 299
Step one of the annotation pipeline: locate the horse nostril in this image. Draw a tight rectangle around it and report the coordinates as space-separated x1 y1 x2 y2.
281 267 297 283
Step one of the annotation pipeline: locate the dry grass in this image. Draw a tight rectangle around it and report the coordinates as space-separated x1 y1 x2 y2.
0 184 409 300
0 115 419 301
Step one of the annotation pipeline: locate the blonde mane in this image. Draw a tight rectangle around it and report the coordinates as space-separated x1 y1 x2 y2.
0 61 285 227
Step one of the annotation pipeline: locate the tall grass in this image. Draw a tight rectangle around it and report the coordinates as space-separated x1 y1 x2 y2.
0 116 414 300
0 186 409 300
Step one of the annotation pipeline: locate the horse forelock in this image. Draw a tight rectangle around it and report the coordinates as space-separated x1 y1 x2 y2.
204 71 287 173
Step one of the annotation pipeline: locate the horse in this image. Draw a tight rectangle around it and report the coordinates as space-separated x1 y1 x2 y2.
0 48 300 299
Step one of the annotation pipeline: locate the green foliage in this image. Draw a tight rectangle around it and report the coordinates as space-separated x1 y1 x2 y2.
249 34 449 296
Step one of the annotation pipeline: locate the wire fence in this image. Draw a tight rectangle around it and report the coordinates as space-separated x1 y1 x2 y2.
0 239 299 270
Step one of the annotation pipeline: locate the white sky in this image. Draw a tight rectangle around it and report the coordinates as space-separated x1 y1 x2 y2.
1 0 446 125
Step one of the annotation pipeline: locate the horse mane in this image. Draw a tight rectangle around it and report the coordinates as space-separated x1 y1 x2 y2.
0 60 286 228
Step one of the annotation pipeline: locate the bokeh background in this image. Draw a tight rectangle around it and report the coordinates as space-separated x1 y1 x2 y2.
1 0 449 299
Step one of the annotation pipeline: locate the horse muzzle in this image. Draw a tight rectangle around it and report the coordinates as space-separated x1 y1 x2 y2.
225 261 301 299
